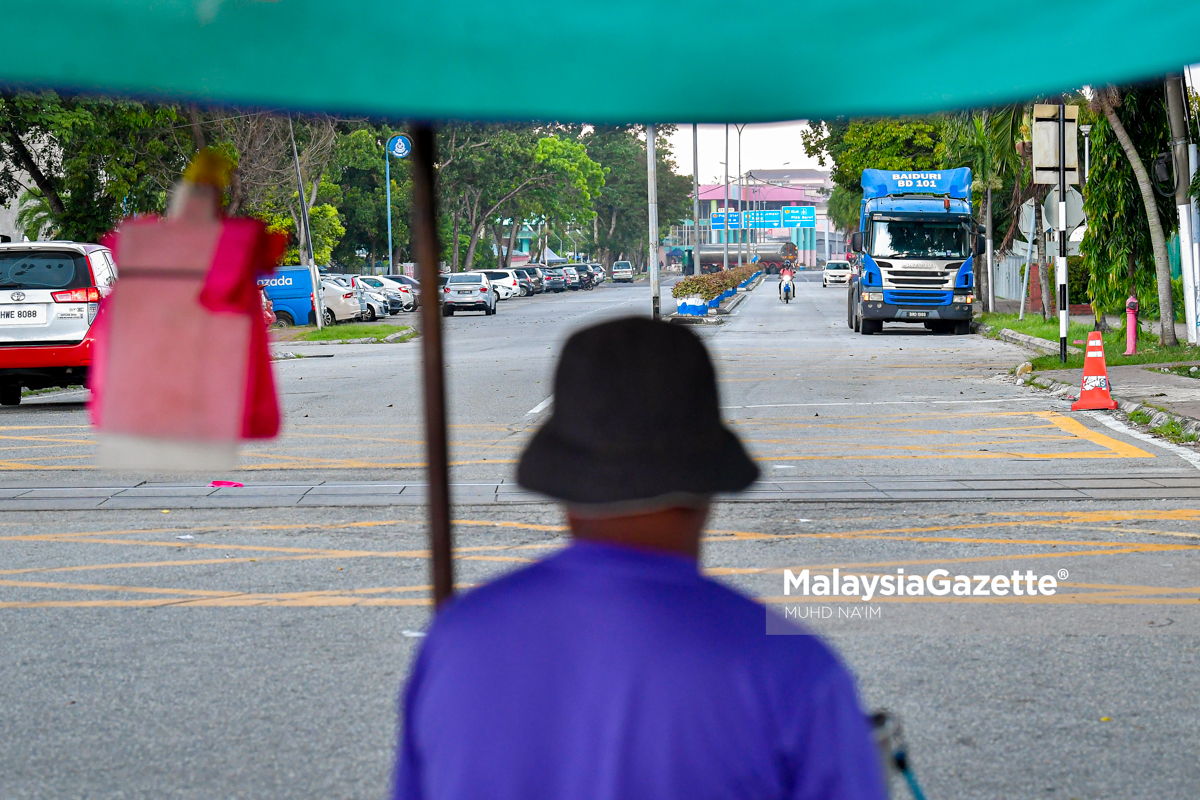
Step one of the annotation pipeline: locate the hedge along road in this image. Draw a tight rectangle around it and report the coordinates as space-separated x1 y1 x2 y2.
3 271 1200 799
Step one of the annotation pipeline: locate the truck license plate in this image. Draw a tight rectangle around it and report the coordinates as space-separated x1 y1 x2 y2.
906 311 928 318
0 304 46 325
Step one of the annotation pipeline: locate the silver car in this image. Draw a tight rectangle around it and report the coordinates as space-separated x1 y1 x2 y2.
442 272 497 316
0 242 115 406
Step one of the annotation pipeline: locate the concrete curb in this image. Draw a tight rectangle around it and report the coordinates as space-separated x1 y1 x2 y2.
978 323 1082 356
1019 367 1200 439
274 328 417 347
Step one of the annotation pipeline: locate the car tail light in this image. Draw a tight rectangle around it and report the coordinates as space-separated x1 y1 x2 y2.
443 287 450 293
479 286 488 293
52 287 100 303
343 292 354 299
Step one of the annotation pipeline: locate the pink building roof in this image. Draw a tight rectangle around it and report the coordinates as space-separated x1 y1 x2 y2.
695 184 821 204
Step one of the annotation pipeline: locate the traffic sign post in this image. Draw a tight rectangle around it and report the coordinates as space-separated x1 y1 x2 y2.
1032 104 1077 362
385 134 412 275
782 206 816 228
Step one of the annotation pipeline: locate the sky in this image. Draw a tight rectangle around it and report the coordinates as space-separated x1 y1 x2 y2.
665 122 826 184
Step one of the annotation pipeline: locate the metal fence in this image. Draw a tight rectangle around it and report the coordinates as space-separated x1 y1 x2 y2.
993 252 1025 300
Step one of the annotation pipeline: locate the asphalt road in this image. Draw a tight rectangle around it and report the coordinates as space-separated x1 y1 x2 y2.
3 273 1200 799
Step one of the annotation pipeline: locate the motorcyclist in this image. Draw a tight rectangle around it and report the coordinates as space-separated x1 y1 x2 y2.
779 264 795 301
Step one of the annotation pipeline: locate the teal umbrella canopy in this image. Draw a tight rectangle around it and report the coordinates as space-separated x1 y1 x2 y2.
3 0 1200 119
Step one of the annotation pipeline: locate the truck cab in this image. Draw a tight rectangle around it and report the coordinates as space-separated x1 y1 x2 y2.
847 169 982 335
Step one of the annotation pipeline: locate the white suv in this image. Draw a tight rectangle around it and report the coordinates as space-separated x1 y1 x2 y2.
611 261 633 282
0 242 116 406
823 260 851 287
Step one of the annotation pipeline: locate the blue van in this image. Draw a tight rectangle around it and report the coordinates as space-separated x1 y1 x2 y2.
258 266 316 326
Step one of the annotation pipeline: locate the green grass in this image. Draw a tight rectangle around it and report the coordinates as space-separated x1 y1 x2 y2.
1127 408 1154 425
978 313 1199 371
1157 365 1200 380
295 323 415 343
1152 418 1198 444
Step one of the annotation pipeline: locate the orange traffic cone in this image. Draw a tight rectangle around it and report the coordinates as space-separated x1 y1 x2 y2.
1071 331 1118 411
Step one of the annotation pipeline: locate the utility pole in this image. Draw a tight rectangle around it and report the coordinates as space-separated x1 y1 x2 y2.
692 123 700 276
1057 100 1068 363
735 124 745 268
647 123 660 319
1166 73 1197 344
288 113 322 329
723 124 729 272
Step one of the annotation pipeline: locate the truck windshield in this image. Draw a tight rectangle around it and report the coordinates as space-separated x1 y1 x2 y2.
870 220 969 259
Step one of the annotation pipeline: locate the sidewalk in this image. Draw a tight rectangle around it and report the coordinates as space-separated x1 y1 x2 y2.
1038 363 1200 420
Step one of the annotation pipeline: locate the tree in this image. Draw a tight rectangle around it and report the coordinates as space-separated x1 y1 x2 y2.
826 186 861 232
0 91 188 241
327 126 409 270
1085 85 1177 345
15 188 57 240
939 106 1021 311
801 117 942 192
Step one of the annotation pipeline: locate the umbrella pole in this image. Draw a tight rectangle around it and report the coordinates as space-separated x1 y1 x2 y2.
411 124 454 608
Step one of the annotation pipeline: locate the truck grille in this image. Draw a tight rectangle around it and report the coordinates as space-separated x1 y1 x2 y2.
876 260 961 290
884 290 952 306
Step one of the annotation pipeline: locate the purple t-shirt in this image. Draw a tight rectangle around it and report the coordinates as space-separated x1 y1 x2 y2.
395 541 886 800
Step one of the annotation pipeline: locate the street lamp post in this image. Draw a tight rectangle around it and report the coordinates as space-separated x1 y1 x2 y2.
723 125 729 272
734 123 746 268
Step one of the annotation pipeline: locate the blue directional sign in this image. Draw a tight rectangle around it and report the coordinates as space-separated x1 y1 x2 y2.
745 209 782 228
782 206 816 228
710 211 741 230
387 134 412 159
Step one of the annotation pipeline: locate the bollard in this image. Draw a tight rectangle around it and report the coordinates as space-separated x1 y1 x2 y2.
1124 294 1139 356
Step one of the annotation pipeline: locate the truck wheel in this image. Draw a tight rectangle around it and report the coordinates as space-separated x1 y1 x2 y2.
861 319 881 335
954 320 971 335
0 384 20 406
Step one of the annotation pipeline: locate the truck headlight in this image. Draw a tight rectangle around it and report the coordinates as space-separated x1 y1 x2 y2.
953 294 974 304
862 292 883 302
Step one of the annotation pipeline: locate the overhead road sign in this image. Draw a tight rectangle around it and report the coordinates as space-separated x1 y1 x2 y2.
711 212 741 230
745 209 782 228
782 206 816 228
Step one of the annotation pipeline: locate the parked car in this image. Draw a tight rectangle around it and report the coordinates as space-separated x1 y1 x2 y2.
261 288 276 327
611 260 634 282
563 266 581 290
521 265 547 293
384 274 422 308
357 275 415 312
259 265 319 326
479 269 520 299
823 260 852 287
542 268 567 292
589 263 607 283
362 289 389 321
442 272 497 316
321 280 361 325
514 267 542 294
0 242 116 406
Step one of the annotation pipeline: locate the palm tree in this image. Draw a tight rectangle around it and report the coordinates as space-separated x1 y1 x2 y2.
15 188 59 241
940 106 1021 312
1090 85 1177 347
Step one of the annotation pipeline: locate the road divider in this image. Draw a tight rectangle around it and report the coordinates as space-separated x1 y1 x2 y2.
672 266 763 318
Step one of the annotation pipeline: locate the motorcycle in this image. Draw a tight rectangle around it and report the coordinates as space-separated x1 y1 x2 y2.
779 274 794 303
580 273 596 290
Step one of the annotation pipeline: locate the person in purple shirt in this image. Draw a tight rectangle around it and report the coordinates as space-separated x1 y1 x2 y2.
395 317 886 800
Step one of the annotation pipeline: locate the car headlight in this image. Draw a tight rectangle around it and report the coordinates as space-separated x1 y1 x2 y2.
954 294 974 304
863 292 883 302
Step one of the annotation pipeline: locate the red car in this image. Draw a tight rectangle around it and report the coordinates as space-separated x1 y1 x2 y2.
0 242 116 406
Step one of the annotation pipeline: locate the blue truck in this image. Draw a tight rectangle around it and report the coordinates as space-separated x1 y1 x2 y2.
847 168 983 335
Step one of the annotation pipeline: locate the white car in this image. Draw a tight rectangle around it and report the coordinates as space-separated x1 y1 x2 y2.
362 289 389 321
823 260 852 287
589 263 607 283
478 269 521 300
442 272 497 316
357 275 416 311
611 261 633 282
321 280 361 325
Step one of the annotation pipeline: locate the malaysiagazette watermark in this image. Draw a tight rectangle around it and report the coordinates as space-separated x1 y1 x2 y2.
783 568 1064 601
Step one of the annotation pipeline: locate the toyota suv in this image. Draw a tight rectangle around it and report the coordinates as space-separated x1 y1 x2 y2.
0 242 116 406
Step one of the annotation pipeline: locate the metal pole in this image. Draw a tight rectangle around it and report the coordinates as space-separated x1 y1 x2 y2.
1166 74 1196 344
986 186 995 313
1080 125 1092 184
736 124 744 268
410 124 454 609
1018 217 1035 320
647 123 660 319
385 148 393 276
288 113 322 329
723 124 729 272
1057 102 1068 363
692 124 700 276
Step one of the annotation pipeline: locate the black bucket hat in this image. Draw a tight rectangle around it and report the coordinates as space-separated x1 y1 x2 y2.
517 317 758 506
